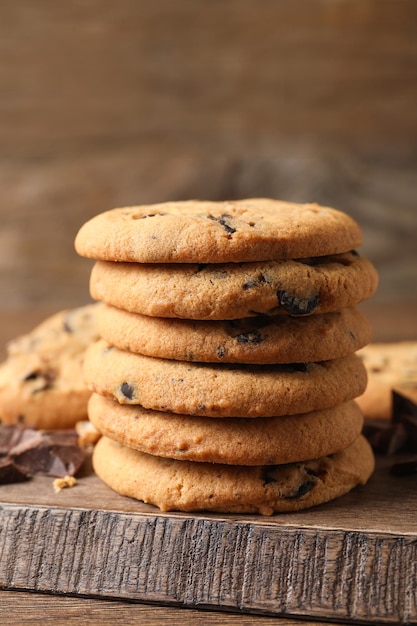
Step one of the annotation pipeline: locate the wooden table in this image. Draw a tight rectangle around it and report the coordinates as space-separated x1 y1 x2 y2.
1 303 417 625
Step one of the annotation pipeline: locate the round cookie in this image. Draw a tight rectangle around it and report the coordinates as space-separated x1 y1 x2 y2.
88 393 364 465
0 304 99 429
75 198 363 264
83 340 368 417
97 304 372 364
92 435 375 514
356 342 417 421
90 252 378 320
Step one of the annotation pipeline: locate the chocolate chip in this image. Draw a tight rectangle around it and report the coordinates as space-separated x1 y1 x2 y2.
207 213 236 235
216 346 227 358
120 382 135 400
285 480 315 499
136 212 166 219
23 371 41 382
235 330 264 345
242 274 267 290
24 368 57 394
277 290 320 316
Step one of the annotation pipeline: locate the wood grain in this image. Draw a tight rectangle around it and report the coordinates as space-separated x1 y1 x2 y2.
0 455 416 624
0 591 342 626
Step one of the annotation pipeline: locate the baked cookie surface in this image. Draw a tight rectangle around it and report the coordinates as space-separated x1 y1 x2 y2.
75 199 363 264
92 434 375 514
0 304 99 429
356 341 417 420
97 304 372 364
83 340 368 417
88 393 364 465
90 252 378 320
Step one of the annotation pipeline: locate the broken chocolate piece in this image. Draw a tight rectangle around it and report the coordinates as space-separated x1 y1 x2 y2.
0 457 31 484
390 459 417 477
10 430 86 477
0 424 87 481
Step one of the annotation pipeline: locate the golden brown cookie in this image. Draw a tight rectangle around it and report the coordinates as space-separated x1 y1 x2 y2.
83 340 368 417
89 252 378 320
96 304 372 364
88 393 364 465
0 304 99 429
75 199 363 264
356 342 417 420
92 434 375 514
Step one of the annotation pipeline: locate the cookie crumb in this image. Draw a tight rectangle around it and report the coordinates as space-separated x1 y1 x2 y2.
53 475 77 493
75 419 101 448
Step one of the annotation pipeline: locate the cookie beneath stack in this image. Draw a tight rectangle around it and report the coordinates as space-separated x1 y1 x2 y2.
356 341 417 421
75 198 377 514
0 304 99 429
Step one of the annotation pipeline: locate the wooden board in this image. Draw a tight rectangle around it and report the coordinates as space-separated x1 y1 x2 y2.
0 455 416 624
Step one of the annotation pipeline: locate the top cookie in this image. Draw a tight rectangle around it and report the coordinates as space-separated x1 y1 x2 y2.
74 199 363 263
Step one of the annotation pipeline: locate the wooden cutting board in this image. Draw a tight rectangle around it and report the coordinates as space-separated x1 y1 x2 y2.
0 455 416 625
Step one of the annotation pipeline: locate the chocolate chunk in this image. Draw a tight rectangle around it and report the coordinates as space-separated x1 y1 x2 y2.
0 424 87 481
24 368 57 394
390 459 417 476
277 290 320 316
0 457 30 484
207 214 236 235
0 424 36 456
216 346 227 358
136 213 166 219
235 330 264 345
242 274 267 290
120 382 135 400
10 430 86 477
285 480 315 499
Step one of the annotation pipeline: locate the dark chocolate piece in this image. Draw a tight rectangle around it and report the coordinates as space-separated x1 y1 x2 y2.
0 424 87 481
277 290 320 316
390 459 417 476
285 480 316 499
235 330 264 345
120 382 135 400
242 274 267 290
207 213 236 235
0 457 30 484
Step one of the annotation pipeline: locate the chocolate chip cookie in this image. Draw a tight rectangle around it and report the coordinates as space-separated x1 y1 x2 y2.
97 304 372 364
89 252 378 320
75 198 363 264
83 340 368 417
356 341 417 420
0 304 99 429
88 393 364 465
92 434 375 514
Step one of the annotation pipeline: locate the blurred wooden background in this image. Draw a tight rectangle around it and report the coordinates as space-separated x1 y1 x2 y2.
0 0 416 337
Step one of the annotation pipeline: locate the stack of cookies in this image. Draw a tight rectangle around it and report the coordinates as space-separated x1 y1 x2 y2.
75 198 378 515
